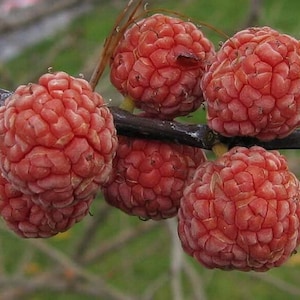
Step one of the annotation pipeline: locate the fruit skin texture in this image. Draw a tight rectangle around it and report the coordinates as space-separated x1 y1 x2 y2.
110 13 215 119
201 26 300 141
0 172 92 238
0 71 118 209
103 136 207 220
178 146 300 271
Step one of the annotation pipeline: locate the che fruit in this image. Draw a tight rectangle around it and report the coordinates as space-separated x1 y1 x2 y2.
201 26 300 141
0 71 118 209
103 136 207 220
110 13 215 119
178 146 300 271
0 172 92 238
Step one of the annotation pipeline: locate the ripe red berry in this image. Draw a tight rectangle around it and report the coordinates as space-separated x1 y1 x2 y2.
0 173 92 238
103 136 207 220
178 146 300 271
110 13 215 119
201 26 300 141
0 71 118 209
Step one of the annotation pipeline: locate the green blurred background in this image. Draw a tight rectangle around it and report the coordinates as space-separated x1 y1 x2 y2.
1 0 300 299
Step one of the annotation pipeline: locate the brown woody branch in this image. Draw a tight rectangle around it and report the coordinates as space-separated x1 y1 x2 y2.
1 88 300 150
110 106 300 150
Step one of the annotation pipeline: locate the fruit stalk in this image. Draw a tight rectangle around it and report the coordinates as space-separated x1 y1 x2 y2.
1 88 300 150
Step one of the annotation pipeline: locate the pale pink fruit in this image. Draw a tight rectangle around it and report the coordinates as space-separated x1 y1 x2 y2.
110 13 215 119
0 172 92 238
103 136 207 220
178 146 300 271
0 71 118 209
202 26 300 141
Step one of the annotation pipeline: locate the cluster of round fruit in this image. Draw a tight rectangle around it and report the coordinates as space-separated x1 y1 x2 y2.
106 14 300 272
1 11 300 273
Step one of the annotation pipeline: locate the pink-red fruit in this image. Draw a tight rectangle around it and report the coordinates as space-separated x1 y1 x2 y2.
110 13 215 119
178 146 300 271
202 26 300 141
0 71 118 209
103 136 207 220
0 173 92 238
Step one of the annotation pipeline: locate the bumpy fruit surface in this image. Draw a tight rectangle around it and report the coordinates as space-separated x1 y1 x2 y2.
201 26 300 141
178 146 300 271
110 13 215 119
0 71 118 209
0 173 92 238
103 136 207 220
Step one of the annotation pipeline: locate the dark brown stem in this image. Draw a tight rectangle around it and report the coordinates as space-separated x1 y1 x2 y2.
242 0 262 28
0 88 12 104
110 106 217 149
1 88 300 150
89 0 144 90
110 106 300 150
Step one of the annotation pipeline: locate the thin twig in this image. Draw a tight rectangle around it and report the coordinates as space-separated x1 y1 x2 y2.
72 203 112 262
13 244 36 278
82 220 158 265
182 259 208 300
0 229 6 275
242 0 262 28
248 271 300 297
89 0 144 90
166 219 184 300
27 238 137 300
141 273 169 300
0 225 137 300
0 269 138 300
